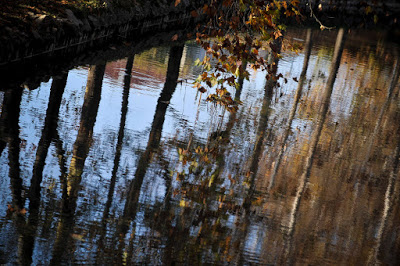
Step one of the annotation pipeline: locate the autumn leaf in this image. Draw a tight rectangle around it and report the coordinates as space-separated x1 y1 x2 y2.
71 234 85 241
171 34 178 41
7 204 14 212
212 42 219 51
180 199 188 207
174 0 180 7
191 10 198 17
226 76 235 84
291 0 300 6
274 30 282 39
374 14 378 24
365 6 372 15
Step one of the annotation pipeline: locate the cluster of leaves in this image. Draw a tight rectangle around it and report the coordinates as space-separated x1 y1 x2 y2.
176 145 218 183
190 0 302 112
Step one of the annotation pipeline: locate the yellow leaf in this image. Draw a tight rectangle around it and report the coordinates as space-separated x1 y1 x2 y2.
374 14 378 24
365 6 372 15
180 199 188 207
71 234 85 241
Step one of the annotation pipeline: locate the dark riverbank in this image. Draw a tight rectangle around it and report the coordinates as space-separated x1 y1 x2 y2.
0 0 399 69
0 28 191 90
0 0 208 65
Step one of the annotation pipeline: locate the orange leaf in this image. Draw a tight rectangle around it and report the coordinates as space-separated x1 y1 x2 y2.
174 0 181 7
171 34 179 41
291 0 300 6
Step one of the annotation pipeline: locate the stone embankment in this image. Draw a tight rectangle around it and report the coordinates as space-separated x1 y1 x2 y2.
0 0 208 65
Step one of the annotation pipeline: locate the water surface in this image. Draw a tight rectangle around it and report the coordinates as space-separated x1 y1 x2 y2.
0 28 399 265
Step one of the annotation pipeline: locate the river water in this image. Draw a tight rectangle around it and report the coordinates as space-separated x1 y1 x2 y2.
0 28 399 265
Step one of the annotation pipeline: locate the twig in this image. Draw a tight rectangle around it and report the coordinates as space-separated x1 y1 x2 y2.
308 0 335 30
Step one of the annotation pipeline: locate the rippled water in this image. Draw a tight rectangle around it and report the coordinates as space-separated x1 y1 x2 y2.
0 28 399 265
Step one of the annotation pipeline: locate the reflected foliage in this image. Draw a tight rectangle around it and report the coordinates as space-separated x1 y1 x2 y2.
0 29 400 265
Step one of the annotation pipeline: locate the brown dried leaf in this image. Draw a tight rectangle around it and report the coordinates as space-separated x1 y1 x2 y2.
198 87 207 93
191 10 198 17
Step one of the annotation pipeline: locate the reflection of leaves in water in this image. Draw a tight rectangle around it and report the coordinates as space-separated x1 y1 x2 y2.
71 233 85 242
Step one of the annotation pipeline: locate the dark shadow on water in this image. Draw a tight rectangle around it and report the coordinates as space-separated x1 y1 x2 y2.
0 87 24 211
18 73 68 266
50 63 105 265
114 44 184 264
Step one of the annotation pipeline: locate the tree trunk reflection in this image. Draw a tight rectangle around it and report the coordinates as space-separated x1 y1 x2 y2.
268 29 313 191
96 54 134 264
242 37 282 211
283 28 346 263
51 63 105 265
0 87 24 211
19 73 68 266
115 45 184 264
232 38 282 264
368 56 400 265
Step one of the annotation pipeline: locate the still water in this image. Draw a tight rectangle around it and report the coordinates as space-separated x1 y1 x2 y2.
0 28 399 265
